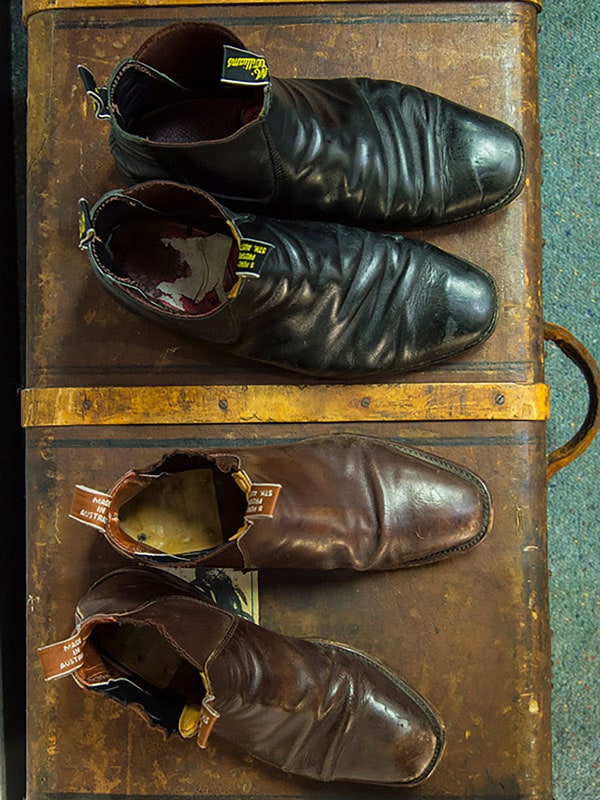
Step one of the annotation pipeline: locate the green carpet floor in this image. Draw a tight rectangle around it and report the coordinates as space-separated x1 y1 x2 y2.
539 3 599 798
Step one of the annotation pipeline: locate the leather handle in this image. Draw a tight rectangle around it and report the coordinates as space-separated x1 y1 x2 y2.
545 322 600 480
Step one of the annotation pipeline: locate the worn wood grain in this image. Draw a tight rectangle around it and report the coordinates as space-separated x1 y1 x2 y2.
22 382 550 426
23 0 544 26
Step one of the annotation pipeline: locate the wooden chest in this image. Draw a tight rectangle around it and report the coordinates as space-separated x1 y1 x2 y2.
22 1 598 798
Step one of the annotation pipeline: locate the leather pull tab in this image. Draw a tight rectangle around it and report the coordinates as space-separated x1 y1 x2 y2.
69 484 112 531
178 698 220 748
78 198 95 250
232 470 282 518
235 238 275 279
246 482 282 518
221 45 269 86
38 633 83 681
196 698 220 749
77 64 111 119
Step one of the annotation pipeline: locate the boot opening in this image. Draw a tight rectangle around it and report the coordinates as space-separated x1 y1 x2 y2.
89 622 206 734
93 623 204 695
134 92 262 143
104 210 239 315
119 464 247 555
114 62 263 143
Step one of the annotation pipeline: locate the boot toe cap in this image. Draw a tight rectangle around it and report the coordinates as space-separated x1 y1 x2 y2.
446 110 526 221
445 260 498 352
404 251 498 370
415 461 492 561
332 646 445 785
379 438 493 567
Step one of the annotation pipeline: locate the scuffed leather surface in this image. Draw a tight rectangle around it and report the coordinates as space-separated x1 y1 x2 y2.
76 568 444 785
235 434 491 570
266 76 525 228
224 212 497 376
107 22 525 229
106 433 491 571
86 182 497 378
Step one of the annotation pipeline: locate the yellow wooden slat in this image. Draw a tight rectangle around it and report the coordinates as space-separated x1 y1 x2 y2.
21 383 549 427
23 0 543 26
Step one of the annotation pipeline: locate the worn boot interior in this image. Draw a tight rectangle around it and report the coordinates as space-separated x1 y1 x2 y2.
107 216 238 315
117 66 263 143
90 622 207 736
93 623 205 697
119 467 247 555
136 93 262 143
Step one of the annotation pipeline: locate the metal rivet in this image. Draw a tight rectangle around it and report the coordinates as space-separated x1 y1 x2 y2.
495 393 505 405
219 399 228 411
361 397 371 408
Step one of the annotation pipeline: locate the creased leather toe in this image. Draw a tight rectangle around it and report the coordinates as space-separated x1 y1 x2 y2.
79 181 498 378
442 106 526 223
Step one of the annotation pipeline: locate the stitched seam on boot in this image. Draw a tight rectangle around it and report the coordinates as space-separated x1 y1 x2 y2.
262 125 284 202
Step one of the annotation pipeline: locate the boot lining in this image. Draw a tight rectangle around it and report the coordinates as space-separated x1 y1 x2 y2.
115 63 262 143
119 467 246 555
109 217 237 314
91 623 206 704
134 95 261 143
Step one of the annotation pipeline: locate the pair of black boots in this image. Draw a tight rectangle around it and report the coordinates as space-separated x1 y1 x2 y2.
79 21 525 377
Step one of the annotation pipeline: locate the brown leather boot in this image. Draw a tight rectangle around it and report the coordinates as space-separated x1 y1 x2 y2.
38 567 445 786
70 433 492 570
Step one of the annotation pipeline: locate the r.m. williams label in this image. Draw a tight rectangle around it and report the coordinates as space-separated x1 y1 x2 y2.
222 45 270 86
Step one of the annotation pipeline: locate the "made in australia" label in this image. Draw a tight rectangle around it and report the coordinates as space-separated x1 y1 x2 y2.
69 485 112 531
38 632 84 681
221 45 270 86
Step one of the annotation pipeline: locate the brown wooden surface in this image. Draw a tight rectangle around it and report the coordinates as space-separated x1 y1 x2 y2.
27 421 550 800
22 0 544 26
25 3 551 799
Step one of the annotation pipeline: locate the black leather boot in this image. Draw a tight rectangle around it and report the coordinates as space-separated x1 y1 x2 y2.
78 181 497 378
79 21 525 230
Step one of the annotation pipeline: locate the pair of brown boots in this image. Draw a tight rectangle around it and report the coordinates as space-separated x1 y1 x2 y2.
40 433 492 787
